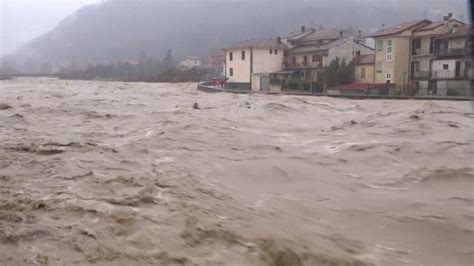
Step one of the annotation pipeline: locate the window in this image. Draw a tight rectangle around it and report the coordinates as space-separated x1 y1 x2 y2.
274 49 278 55
414 61 420 72
269 49 273 54
361 67 366 79
241 51 245 60
429 37 435 54
312 54 322 62
303 56 307 66
292 56 296 66
386 73 392 83
387 39 393 62
376 62 383 73
229 67 233 76
412 38 421 49
465 61 471 78
443 64 449 70
229 52 233 61
412 38 421 55
377 40 383 51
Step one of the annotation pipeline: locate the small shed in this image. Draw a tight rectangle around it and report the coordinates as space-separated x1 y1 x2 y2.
251 73 271 92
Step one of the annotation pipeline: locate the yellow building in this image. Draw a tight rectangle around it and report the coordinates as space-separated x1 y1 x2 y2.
371 19 431 91
222 38 286 90
353 54 375 83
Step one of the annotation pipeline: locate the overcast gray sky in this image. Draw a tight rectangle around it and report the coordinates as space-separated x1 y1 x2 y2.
0 0 102 55
0 0 470 57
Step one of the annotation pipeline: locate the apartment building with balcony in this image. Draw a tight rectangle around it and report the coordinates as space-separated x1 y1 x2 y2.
409 13 465 93
281 27 373 90
428 24 473 96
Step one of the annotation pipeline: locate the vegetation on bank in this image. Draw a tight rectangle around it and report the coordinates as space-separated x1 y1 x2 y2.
58 50 219 83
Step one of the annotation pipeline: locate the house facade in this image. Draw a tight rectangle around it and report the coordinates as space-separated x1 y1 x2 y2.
428 24 473 96
371 19 431 91
410 14 465 93
280 27 374 92
204 52 224 69
223 38 286 90
353 54 375 83
371 14 470 96
179 56 202 69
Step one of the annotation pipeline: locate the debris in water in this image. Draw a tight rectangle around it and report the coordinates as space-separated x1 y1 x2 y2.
35 145 65 155
0 103 12 110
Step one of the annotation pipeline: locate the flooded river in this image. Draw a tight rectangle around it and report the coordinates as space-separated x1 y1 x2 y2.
1 78 473 265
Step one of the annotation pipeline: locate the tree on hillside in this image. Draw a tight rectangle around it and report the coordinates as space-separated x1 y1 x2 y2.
138 50 149 75
162 49 176 71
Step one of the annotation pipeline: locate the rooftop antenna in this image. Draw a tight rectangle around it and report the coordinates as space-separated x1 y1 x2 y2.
423 8 428 19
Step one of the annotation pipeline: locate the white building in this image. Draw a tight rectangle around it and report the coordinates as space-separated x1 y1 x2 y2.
281 27 374 92
179 56 202 69
428 24 472 96
222 38 287 90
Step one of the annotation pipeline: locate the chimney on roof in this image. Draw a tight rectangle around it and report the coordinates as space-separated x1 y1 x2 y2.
277 37 281 44
448 13 453 21
340 30 343 37
358 30 362 38
301 26 306 32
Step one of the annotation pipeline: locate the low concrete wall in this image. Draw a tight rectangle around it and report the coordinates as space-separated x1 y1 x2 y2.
197 81 224 93
197 81 473 101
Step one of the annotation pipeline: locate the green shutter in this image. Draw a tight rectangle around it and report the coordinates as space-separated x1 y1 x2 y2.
377 40 383 51
376 62 383 73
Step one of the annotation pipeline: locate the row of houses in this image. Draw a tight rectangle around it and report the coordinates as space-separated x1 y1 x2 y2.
220 13 473 96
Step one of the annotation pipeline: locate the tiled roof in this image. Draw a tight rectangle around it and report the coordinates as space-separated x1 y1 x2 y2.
288 38 351 54
354 54 375 65
436 24 473 39
223 38 287 51
284 28 316 41
371 19 430 37
413 21 444 32
300 28 352 41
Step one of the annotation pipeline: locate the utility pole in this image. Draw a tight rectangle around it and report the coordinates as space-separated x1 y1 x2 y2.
402 70 407 95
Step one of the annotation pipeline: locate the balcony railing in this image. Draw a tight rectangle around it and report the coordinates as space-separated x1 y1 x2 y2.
431 70 467 79
284 61 323 69
411 71 431 79
434 48 470 57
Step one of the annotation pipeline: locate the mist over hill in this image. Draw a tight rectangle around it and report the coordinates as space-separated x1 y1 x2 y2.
1 0 468 73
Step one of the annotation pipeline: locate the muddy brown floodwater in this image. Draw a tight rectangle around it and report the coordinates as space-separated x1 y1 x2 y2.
0 78 473 265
